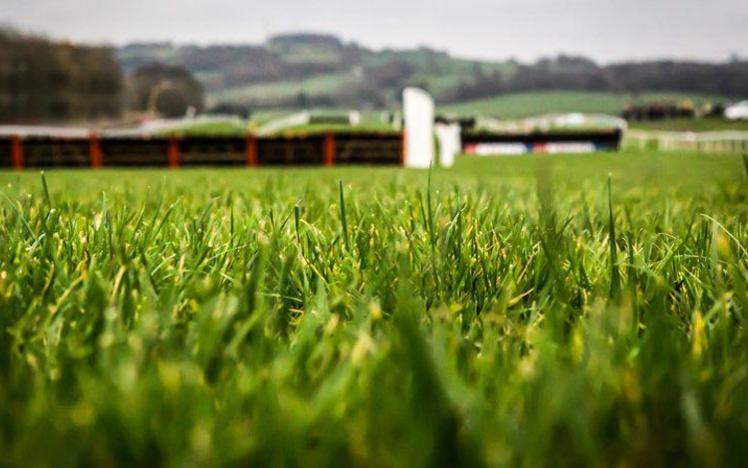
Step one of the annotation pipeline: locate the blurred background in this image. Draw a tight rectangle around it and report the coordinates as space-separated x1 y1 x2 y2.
0 0 746 130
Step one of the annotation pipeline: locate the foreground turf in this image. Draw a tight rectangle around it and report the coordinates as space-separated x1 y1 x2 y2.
1 151 747 466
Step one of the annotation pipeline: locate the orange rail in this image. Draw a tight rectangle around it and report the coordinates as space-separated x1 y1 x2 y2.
10 135 23 170
399 131 407 167
167 137 180 168
323 131 336 167
89 132 103 168
245 134 258 166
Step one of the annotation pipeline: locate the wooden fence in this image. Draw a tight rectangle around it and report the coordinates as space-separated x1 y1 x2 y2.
0 132 404 169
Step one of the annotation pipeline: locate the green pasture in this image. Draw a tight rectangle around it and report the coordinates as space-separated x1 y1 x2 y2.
1 151 747 466
440 91 732 119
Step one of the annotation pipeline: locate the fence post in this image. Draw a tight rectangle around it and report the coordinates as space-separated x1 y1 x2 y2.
399 131 406 167
89 132 103 168
323 131 336 166
168 136 180 168
245 134 258 167
10 135 24 170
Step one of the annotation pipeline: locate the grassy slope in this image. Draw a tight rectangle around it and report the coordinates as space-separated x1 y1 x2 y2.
440 90 731 118
206 50 515 107
209 72 356 106
1 151 748 466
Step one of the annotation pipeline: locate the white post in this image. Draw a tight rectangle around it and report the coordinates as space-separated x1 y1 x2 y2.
435 123 461 168
403 87 435 169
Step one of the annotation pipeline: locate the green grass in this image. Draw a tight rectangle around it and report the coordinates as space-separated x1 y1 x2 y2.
210 72 357 106
167 120 251 137
271 122 397 136
1 151 748 466
441 91 732 118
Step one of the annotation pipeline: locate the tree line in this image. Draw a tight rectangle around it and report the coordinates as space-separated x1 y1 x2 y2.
0 28 123 122
447 55 748 103
0 28 205 123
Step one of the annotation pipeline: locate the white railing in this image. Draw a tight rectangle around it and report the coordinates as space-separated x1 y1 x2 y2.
626 130 748 153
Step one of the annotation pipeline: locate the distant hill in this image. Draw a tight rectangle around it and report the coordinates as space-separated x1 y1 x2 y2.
118 34 500 109
117 33 748 112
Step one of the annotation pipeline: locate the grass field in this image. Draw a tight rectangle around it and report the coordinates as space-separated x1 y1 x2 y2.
268 122 397 136
168 119 251 137
209 72 357 107
440 91 732 119
1 151 748 466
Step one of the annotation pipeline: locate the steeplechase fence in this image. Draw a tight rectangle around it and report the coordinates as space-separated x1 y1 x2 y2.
1 127 631 170
0 131 405 170
461 129 623 155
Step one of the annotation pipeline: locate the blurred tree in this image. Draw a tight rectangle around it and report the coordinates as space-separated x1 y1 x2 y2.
0 27 123 123
127 63 204 118
295 92 309 108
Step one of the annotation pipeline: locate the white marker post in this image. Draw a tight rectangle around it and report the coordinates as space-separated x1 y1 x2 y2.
435 122 461 168
403 87 435 168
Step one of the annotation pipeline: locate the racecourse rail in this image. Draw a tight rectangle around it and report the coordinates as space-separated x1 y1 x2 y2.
0 129 623 169
626 130 748 153
0 132 405 169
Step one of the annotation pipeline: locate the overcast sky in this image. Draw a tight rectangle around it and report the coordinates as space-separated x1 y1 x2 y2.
2 0 746 63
